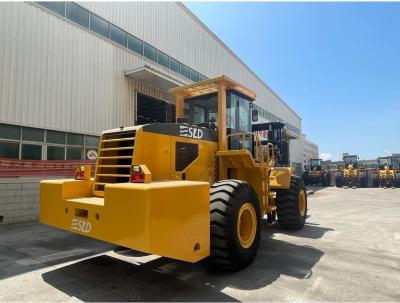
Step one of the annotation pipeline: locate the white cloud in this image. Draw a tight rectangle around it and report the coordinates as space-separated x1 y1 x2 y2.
320 153 333 161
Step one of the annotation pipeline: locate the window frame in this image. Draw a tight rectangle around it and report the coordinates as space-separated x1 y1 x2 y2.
143 42 157 62
89 12 110 39
109 23 127 47
66 2 89 29
35 2 206 83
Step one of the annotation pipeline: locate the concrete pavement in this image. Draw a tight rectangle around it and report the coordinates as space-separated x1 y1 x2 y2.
0 187 399 301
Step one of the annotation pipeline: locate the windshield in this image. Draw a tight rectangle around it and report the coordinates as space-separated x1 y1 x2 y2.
310 159 322 168
183 93 218 127
183 91 252 133
344 155 358 166
378 157 392 166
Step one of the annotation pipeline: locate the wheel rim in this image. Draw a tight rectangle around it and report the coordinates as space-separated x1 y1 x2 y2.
299 190 306 216
237 203 257 249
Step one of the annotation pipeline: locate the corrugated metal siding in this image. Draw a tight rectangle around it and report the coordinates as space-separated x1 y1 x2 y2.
0 1 301 137
79 2 301 128
0 2 176 135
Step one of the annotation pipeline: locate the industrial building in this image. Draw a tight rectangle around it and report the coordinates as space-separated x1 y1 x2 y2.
0 1 305 169
301 134 319 168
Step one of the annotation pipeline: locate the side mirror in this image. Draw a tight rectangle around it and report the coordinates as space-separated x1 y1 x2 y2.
252 109 259 122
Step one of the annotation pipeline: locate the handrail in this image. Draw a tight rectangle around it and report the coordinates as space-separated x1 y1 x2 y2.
226 132 275 165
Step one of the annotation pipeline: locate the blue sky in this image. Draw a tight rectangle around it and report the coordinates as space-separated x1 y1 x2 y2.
185 2 400 161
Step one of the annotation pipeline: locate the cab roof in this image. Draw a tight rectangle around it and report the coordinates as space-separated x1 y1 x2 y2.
168 75 256 101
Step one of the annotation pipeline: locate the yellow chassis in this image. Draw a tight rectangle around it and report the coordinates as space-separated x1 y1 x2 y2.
40 179 210 263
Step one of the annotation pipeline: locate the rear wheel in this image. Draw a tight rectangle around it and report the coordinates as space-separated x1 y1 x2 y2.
358 172 367 188
335 173 343 187
372 174 379 187
327 172 332 186
396 174 400 188
302 172 309 186
321 174 329 186
276 176 307 230
209 179 261 270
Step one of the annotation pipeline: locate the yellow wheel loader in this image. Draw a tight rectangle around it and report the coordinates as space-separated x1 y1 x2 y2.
372 157 397 189
40 76 307 270
302 159 331 187
335 155 367 188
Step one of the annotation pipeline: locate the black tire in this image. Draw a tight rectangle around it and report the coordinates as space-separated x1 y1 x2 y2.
372 174 379 187
343 176 350 187
358 172 367 188
396 174 400 188
302 172 309 186
327 172 332 186
209 179 261 270
321 174 329 187
388 177 395 188
276 176 307 230
335 173 343 187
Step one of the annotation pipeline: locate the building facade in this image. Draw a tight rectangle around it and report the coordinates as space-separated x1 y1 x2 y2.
302 134 319 168
0 2 303 165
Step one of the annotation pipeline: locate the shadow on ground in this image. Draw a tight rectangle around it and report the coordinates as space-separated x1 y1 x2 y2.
0 223 113 280
306 185 332 193
264 220 334 240
42 225 325 302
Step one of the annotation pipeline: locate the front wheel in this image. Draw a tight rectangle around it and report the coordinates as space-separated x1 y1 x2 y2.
372 174 379 187
321 174 329 186
209 179 261 270
302 172 309 186
396 174 400 188
276 176 307 230
358 172 368 188
335 173 343 187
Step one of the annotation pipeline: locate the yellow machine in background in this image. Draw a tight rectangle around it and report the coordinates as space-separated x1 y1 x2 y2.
335 155 367 188
302 159 331 187
40 76 307 270
372 157 399 188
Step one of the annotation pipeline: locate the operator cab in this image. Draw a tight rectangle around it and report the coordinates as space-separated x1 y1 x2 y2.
310 159 323 171
378 157 393 170
344 155 358 169
182 90 256 152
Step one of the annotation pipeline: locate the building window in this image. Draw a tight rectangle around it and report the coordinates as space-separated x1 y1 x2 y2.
143 43 157 62
0 142 19 159
0 123 20 140
47 146 65 160
38 2 65 16
180 63 190 79
128 34 143 55
22 127 44 142
0 123 101 160
67 147 83 160
190 69 199 82
89 13 109 39
67 133 83 146
199 74 207 81
109 24 127 47
46 130 65 145
85 135 99 147
157 51 169 69
36 2 206 83
66 2 89 28
21 144 42 160
169 57 180 74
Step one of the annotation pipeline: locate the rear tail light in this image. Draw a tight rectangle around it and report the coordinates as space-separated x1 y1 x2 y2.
130 165 145 183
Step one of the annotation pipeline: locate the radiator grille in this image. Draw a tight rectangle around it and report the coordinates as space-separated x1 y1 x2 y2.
93 130 135 196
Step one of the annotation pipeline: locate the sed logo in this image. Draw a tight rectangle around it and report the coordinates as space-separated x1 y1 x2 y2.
71 218 92 233
179 125 203 139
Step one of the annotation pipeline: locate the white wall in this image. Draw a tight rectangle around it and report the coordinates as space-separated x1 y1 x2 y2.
0 1 302 154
